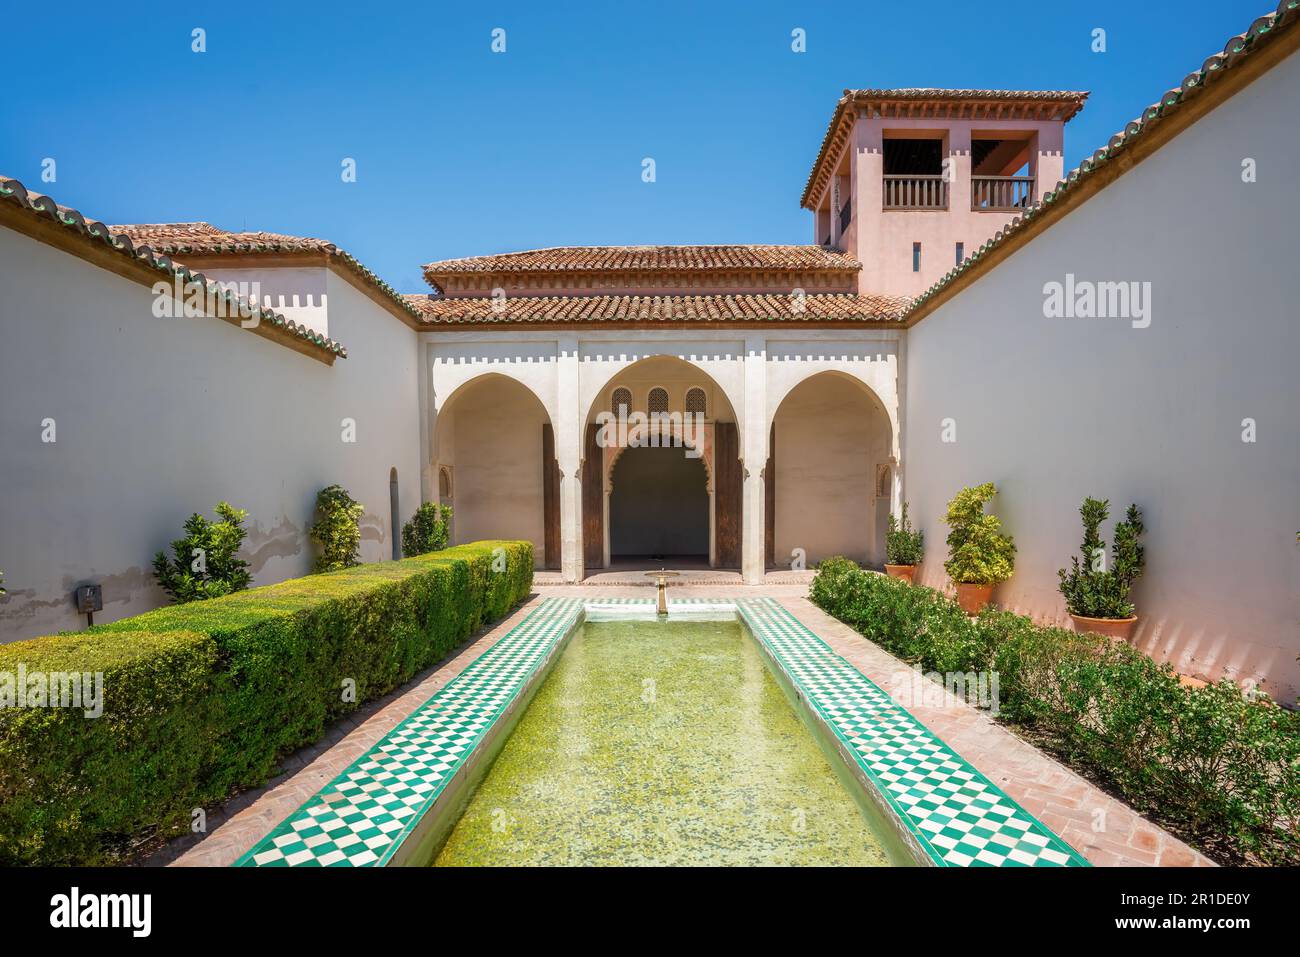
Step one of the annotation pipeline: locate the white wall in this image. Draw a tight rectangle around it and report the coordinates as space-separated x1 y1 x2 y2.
774 373 891 566
903 51 1300 701
0 230 421 639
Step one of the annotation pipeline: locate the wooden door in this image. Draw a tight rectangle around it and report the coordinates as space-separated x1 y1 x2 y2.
582 424 604 568
714 421 742 567
542 424 560 569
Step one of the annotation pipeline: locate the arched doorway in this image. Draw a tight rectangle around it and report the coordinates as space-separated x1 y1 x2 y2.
770 372 892 567
432 374 555 570
581 355 742 571
609 445 709 561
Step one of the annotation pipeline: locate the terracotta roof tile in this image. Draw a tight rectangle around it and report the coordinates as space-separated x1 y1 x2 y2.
423 244 860 287
111 222 422 323
903 0 1300 323
801 88 1089 209
0 178 347 359
403 291 909 326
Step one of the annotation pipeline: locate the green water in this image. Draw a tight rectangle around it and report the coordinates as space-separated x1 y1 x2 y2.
433 618 896 866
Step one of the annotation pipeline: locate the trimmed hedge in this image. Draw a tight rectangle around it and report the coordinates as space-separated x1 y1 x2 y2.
810 558 1300 865
0 540 533 865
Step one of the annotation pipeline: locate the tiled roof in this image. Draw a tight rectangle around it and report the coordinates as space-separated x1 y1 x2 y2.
110 222 423 324
423 244 860 287
845 87 1088 104
903 0 1300 324
801 88 1089 208
0 177 346 359
403 291 910 325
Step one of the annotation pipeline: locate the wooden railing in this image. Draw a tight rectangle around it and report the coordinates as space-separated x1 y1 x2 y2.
971 175 1035 211
882 174 949 210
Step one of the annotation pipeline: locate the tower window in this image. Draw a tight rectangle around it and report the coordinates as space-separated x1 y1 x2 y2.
912 242 921 273
955 242 964 266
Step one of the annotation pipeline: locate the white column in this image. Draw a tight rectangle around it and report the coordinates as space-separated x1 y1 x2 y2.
418 339 435 503
741 334 769 584
556 334 584 582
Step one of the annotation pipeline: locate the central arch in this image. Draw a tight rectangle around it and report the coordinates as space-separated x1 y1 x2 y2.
581 355 742 571
609 445 709 561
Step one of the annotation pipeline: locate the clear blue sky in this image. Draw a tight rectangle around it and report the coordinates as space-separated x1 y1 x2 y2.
0 0 1266 292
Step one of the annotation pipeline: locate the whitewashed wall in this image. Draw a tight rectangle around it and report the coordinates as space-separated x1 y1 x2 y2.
0 229 421 640
903 51 1300 701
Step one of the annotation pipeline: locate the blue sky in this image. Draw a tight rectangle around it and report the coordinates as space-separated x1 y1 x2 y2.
0 0 1267 291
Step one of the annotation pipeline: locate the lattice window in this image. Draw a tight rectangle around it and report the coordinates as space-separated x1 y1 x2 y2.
611 387 632 415
685 387 707 416
647 387 669 414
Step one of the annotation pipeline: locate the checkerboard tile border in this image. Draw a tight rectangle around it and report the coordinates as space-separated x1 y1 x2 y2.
234 598 584 867
235 594 1085 868
735 597 1089 867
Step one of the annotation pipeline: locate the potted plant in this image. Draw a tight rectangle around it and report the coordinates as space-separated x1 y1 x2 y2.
943 483 1015 614
1058 497 1145 642
884 503 923 582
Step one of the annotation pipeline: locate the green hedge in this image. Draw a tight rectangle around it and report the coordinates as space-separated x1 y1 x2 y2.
810 558 1300 865
0 540 533 865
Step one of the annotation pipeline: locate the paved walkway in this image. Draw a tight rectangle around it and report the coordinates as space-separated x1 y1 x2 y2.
158 582 1211 867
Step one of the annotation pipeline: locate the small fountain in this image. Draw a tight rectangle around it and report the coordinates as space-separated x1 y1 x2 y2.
644 569 680 616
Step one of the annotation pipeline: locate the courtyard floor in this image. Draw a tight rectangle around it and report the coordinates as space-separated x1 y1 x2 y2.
155 582 1211 867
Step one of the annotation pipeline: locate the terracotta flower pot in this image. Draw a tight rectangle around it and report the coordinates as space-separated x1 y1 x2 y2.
1070 614 1139 643
884 563 916 583
954 582 994 615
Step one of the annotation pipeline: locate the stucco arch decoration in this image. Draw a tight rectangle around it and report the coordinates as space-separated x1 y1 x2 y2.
578 349 746 444
604 421 714 495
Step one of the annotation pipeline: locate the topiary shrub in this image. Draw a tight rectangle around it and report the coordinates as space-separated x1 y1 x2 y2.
1058 498 1145 619
943 483 1015 585
310 484 364 573
151 502 252 603
0 540 533 865
402 503 452 558
885 503 924 566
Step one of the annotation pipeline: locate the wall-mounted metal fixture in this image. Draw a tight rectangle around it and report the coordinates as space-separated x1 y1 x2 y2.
74 583 103 627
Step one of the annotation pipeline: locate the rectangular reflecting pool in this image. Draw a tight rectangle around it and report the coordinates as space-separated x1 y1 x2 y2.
431 618 910 866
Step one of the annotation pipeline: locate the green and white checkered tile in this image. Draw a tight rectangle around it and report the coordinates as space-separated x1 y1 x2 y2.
235 598 584 867
736 597 1089 867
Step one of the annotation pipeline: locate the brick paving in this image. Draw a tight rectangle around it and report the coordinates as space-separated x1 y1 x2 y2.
158 582 1212 867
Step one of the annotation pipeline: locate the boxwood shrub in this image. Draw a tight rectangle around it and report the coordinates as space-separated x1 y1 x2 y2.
0 540 532 865
811 557 1300 865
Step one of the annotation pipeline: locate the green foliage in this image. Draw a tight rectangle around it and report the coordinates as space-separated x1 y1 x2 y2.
310 485 364 573
402 503 452 558
1058 498 1145 618
151 502 252 603
885 503 924 566
0 540 533 865
943 483 1015 585
810 561 1300 865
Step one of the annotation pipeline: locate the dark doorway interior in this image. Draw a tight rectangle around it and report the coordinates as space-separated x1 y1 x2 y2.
610 445 708 559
